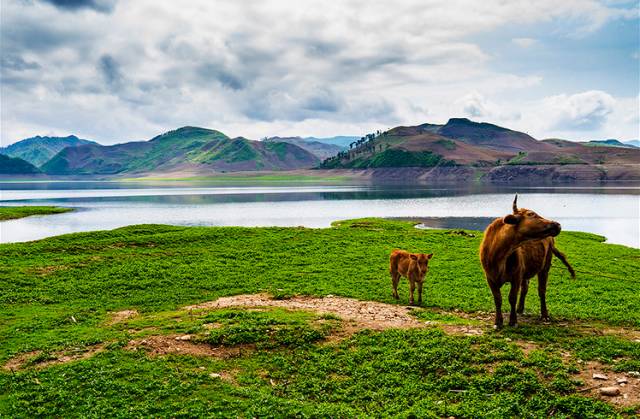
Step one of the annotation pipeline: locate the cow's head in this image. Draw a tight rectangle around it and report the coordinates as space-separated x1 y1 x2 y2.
410 253 434 277
503 194 561 240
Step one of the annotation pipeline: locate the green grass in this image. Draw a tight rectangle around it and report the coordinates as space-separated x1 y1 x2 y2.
0 206 73 221
0 219 638 416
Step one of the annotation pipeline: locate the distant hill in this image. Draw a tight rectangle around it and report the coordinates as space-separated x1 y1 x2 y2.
0 135 96 167
304 136 358 149
0 154 41 174
625 140 640 148
42 126 319 175
320 118 640 172
264 137 344 159
583 139 637 149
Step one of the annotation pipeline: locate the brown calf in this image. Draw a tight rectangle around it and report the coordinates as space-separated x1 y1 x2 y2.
390 250 433 305
479 195 575 328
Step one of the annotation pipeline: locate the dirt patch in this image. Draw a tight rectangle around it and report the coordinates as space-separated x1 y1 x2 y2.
107 309 139 325
3 351 42 371
185 293 485 337
576 361 640 408
125 334 251 358
3 344 106 371
188 294 419 330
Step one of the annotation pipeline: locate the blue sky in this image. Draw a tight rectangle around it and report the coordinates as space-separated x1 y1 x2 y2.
1 0 638 145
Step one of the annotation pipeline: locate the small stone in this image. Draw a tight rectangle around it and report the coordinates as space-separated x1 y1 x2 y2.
198 366 205 370
616 377 628 384
599 386 620 397
592 373 608 380
209 373 221 378
175 335 191 341
505 338 512 342
628 371 640 378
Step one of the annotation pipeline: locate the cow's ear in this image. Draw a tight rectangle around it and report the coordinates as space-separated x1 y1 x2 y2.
503 214 521 225
410 254 418 260
427 253 433 259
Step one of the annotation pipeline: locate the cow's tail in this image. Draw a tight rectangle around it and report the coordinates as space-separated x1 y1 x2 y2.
551 246 576 278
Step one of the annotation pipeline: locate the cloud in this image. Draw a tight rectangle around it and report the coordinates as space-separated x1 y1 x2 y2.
512 38 537 48
0 0 637 144
38 0 116 13
543 90 616 131
98 54 123 90
457 92 521 121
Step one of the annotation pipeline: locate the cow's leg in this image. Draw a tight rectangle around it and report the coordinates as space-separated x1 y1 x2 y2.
490 284 503 328
408 277 416 305
517 278 529 314
508 279 520 327
391 272 400 300
417 280 423 305
538 269 550 321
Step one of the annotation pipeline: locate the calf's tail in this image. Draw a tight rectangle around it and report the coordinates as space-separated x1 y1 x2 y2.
552 246 576 278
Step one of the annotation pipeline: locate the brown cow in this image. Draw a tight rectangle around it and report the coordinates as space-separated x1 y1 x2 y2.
479 195 575 328
390 249 433 305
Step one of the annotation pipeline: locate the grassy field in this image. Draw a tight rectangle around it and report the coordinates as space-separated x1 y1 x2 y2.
1 219 638 416
0 206 73 221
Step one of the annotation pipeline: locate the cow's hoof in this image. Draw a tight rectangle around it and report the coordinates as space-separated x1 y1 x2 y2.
540 315 551 322
509 322 518 328
516 308 524 315
493 324 503 330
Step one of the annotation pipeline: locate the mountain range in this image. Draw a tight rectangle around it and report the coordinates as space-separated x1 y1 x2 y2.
41 127 319 175
319 118 640 181
0 135 96 167
263 136 349 159
1 119 638 181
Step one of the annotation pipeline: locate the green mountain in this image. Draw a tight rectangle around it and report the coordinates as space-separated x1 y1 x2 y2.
0 135 96 167
304 136 358 149
0 154 41 174
42 127 320 175
264 136 344 159
584 139 637 149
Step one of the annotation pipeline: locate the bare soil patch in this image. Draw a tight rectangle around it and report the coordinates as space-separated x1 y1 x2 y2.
124 334 251 358
184 293 484 336
3 344 106 371
107 309 139 325
576 361 640 409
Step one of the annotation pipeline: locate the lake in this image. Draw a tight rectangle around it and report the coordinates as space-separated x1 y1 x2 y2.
0 181 638 248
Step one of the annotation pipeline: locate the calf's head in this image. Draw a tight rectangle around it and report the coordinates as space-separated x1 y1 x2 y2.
503 194 561 241
409 253 434 278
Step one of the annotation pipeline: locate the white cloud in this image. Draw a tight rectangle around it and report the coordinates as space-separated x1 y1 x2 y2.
542 90 616 131
0 0 637 144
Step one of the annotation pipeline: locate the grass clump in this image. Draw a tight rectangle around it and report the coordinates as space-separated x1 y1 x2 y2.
0 206 73 221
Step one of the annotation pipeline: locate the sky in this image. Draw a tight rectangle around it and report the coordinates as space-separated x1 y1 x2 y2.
1 0 638 146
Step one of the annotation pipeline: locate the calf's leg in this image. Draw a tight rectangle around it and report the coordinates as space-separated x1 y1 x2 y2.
408 277 416 305
417 280 423 305
391 272 400 300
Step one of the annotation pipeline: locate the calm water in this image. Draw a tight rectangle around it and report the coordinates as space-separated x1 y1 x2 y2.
0 181 638 248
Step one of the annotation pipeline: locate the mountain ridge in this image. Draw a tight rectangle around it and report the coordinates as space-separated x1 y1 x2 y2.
0 135 96 167
42 126 319 175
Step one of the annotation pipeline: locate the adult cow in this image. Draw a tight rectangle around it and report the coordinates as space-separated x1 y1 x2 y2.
479 195 575 328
